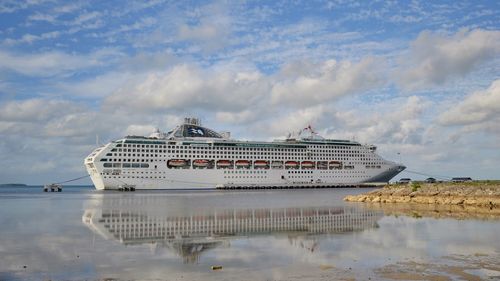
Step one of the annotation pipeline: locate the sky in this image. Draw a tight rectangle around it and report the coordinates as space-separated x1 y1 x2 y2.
0 0 499 184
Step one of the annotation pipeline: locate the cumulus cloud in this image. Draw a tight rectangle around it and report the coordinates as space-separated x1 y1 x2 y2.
102 56 385 116
125 124 157 136
398 29 500 90
103 64 269 113
55 71 136 98
119 51 177 72
271 57 384 107
438 79 500 134
258 105 332 138
215 110 257 125
0 99 82 122
328 96 428 144
0 96 183 183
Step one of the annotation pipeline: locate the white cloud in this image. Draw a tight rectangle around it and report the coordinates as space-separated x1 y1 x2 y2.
179 24 219 41
55 72 136 98
119 51 176 72
72 11 101 26
271 57 385 107
215 110 257 125
176 1 231 52
125 124 157 136
0 99 81 122
0 48 122 77
325 96 428 145
3 31 61 45
438 79 500 135
398 29 500 90
53 2 83 14
262 105 330 138
0 0 48 13
27 12 57 23
103 63 269 113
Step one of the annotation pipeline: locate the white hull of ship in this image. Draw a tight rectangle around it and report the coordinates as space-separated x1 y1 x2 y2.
89 165 400 190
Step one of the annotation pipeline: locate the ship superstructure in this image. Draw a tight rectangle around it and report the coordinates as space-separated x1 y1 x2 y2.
84 118 405 190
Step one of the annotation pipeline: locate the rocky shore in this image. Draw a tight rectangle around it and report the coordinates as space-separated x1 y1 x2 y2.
344 181 500 208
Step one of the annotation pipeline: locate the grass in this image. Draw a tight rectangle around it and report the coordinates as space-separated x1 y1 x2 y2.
411 182 421 192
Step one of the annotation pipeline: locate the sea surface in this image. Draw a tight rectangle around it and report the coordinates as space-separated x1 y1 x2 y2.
0 185 499 281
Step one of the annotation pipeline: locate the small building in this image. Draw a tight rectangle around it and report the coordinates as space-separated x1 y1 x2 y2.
451 177 472 183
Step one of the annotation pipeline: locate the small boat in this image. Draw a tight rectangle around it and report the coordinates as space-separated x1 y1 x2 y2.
193 159 210 168
301 161 315 169
329 161 342 169
168 159 188 167
43 183 62 192
285 161 299 169
235 160 251 168
118 184 136 191
217 160 232 168
254 160 269 168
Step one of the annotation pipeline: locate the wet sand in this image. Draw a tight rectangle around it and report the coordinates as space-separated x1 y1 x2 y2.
360 202 500 220
376 253 500 281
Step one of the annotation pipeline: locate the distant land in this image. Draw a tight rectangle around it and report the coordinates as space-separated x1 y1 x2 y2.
0 183 27 187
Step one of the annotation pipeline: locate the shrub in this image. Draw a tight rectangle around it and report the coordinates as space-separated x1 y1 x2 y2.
411 182 421 192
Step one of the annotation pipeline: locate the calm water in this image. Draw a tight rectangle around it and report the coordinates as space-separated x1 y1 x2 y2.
0 186 499 281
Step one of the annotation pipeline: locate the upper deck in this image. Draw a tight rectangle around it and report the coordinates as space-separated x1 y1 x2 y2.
114 117 363 148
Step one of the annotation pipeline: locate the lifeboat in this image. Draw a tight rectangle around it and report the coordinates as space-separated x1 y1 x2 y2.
329 161 342 169
235 160 251 168
193 159 210 168
217 160 232 167
168 159 187 167
285 161 299 169
254 160 269 168
301 161 315 169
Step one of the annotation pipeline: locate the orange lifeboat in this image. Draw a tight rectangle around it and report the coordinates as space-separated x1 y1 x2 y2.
193 159 210 167
301 161 315 169
217 160 232 168
254 160 269 168
235 160 251 168
285 161 299 169
168 159 187 167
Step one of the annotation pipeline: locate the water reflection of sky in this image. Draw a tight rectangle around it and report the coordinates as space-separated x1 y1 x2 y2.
0 187 499 281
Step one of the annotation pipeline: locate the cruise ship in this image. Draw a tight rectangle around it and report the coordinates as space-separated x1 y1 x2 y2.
84 117 405 190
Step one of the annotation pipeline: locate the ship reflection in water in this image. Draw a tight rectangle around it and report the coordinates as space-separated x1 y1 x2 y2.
82 193 382 263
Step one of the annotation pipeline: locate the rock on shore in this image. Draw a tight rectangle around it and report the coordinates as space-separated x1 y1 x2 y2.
344 182 500 207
